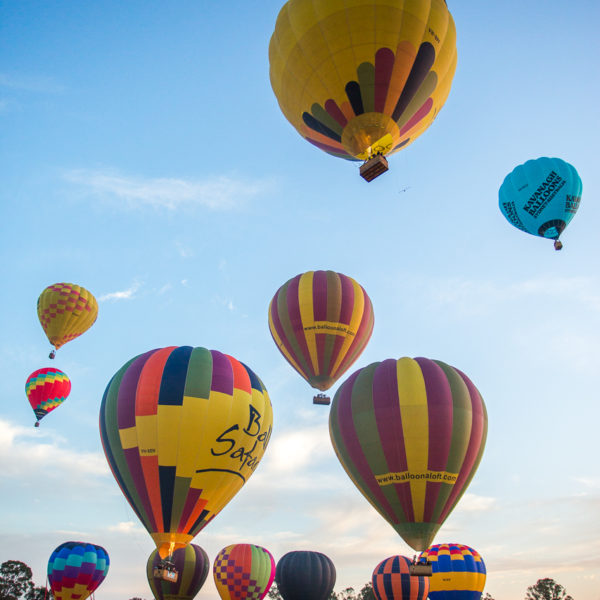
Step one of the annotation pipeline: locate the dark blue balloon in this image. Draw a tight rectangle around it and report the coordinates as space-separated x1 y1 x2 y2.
275 550 336 600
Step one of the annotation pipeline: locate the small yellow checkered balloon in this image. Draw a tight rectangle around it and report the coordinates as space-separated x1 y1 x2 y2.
37 282 98 358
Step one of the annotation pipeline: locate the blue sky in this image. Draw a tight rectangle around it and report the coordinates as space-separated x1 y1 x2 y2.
1 1 599 599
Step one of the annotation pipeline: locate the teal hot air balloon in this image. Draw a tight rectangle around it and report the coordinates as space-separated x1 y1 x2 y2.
499 157 582 250
147 543 209 600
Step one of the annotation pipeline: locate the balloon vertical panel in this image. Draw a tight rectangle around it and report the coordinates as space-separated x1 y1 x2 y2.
329 357 487 551
99 346 273 558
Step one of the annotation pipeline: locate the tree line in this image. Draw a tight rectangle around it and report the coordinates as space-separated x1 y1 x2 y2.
0 560 575 600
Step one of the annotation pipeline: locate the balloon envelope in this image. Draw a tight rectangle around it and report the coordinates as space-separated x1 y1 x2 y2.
37 283 98 353
499 157 582 244
99 346 273 558
275 551 336 600
329 357 487 551
25 367 71 425
420 543 486 600
213 543 275 600
372 555 429 600
47 541 109 600
268 270 374 392
147 543 209 600
269 0 457 161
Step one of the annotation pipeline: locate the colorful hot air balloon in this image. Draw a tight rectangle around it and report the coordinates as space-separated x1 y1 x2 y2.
372 555 430 600
420 543 486 600
329 357 487 551
25 367 71 427
37 283 98 358
99 346 273 559
47 541 109 600
269 0 457 180
499 157 582 250
268 270 374 404
275 551 336 600
147 544 210 600
213 543 275 600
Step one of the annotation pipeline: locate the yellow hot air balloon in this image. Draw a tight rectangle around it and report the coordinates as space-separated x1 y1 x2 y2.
37 283 98 358
269 0 457 181
99 346 273 559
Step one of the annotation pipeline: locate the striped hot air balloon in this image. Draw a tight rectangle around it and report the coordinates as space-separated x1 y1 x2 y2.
329 357 487 551
47 541 109 600
275 551 336 600
99 346 273 559
420 543 486 600
147 544 210 600
268 270 374 404
213 543 275 600
37 283 98 358
372 555 429 600
25 367 71 426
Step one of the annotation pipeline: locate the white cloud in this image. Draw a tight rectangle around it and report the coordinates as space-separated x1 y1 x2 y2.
108 521 145 534
0 418 109 480
63 168 273 211
99 279 142 302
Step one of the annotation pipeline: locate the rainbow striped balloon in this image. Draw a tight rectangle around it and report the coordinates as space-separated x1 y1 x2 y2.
25 367 71 426
329 357 488 551
268 270 374 393
372 555 429 600
147 543 209 600
420 543 486 600
48 541 109 600
213 543 275 600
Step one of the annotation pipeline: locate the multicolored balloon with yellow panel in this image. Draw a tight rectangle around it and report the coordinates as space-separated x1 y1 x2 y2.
99 346 273 559
420 543 487 600
329 357 487 551
269 0 457 180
